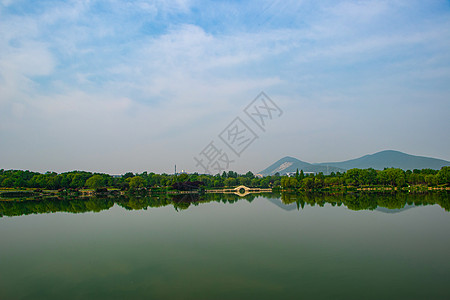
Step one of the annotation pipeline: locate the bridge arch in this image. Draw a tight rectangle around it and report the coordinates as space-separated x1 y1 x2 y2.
206 185 272 197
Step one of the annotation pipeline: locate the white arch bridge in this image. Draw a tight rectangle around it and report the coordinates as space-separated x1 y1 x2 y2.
206 185 272 197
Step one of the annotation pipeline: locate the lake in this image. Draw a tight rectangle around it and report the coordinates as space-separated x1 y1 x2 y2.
1 192 449 300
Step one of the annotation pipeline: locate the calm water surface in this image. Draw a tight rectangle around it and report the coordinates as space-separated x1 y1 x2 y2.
1 193 449 300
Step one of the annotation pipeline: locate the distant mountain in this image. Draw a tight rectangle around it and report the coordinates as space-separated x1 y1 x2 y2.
259 150 449 176
258 156 346 176
320 150 449 171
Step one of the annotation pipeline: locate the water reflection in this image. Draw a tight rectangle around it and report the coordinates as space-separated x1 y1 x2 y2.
281 191 450 211
1 191 448 217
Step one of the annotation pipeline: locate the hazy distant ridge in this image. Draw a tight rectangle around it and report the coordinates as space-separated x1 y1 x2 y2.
321 150 450 170
259 150 449 176
259 156 346 176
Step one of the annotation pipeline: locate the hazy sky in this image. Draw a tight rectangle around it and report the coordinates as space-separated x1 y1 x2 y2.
1 0 449 175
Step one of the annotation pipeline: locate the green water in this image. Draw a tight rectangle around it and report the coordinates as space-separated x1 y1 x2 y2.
1 193 449 300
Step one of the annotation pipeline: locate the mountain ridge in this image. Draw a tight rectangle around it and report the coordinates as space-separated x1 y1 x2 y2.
259 150 449 176
259 156 346 176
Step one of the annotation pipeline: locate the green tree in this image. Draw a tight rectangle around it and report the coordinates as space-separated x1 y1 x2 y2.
71 174 86 188
2 177 13 187
260 178 270 188
314 173 324 188
85 175 104 189
174 173 188 183
425 174 437 186
345 169 361 186
299 170 305 181
129 176 145 189
301 177 314 189
250 178 259 187
324 177 339 187
244 171 255 179
238 176 251 186
377 168 405 187
123 172 134 179
224 177 237 187
47 175 62 190
437 166 450 186
227 171 237 178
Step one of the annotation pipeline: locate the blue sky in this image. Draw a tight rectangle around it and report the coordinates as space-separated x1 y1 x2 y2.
1 0 449 174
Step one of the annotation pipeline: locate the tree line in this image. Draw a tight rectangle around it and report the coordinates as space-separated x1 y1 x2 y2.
0 169 281 190
281 167 449 189
0 166 448 191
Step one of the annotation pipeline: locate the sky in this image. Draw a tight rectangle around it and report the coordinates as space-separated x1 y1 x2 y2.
1 0 449 175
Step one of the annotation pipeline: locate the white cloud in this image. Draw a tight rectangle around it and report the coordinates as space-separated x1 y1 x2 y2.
1 0 450 172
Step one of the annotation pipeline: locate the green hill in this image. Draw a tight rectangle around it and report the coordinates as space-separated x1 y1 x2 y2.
259 150 449 176
321 150 449 171
259 156 345 176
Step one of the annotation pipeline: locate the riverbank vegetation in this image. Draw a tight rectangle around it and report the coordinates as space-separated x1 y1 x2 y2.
281 167 449 191
0 169 279 191
0 167 448 194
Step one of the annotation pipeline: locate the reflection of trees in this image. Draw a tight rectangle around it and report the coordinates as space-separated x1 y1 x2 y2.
0 197 114 217
280 191 449 212
376 193 407 209
116 195 172 210
1 192 448 217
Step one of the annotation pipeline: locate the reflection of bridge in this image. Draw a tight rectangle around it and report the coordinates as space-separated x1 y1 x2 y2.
206 185 272 197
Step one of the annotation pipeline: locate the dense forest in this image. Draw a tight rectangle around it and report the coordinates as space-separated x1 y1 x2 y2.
0 166 449 191
280 167 449 189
